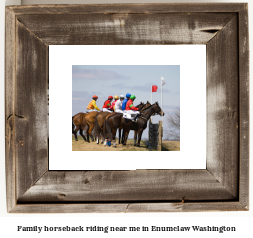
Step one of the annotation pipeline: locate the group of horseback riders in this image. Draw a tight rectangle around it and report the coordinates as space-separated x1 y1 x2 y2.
86 93 140 121
73 93 164 147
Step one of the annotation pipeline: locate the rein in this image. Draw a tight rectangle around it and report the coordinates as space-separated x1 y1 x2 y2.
140 111 153 115
139 116 148 121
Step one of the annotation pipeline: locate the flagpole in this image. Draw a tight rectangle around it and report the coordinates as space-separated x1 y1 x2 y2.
151 85 152 105
161 76 163 121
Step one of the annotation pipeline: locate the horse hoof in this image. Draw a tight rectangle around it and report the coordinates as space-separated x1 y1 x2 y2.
123 143 126 146
134 144 136 146
75 139 78 141
136 144 140 147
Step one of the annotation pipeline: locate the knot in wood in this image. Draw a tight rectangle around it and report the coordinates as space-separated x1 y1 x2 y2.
57 193 66 199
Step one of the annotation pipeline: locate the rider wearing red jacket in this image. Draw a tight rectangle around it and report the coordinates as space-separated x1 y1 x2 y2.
110 95 119 111
125 95 139 111
125 95 140 121
102 96 113 112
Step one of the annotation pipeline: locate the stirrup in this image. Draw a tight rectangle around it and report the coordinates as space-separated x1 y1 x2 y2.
132 115 138 122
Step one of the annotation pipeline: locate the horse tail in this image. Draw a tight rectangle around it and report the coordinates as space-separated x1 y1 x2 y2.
104 117 113 141
72 116 75 134
93 113 101 137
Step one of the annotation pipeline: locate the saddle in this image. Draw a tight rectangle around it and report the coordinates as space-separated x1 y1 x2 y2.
123 112 137 120
105 112 117 120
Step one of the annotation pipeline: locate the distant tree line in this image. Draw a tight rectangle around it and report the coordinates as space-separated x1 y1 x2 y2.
165 107 180 141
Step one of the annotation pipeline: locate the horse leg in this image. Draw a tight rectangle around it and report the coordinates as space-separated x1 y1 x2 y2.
118 129 121 144
134 130 137 146
86 125 90 142
79 129 87 141
112 128 117 147
90 124 95 141
87 124 95 143
96 135 99 144
123 129 130 145
99 125 103 144
122 129 126 145
73 125 80 141
120 129 123 144
136 129 144 147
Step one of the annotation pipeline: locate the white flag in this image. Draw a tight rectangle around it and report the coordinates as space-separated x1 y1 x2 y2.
161 76 166 86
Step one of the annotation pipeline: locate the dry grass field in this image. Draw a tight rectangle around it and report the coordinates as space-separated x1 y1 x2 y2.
72 136 180 151
161 141 180 151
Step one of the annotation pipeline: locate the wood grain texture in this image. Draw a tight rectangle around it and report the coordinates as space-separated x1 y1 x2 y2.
7 3 247 15
16 13 236 45
10 202 247 213
126 202 248 213
206 16 239 198
18 170 236 202
238 4 249 209
15 20 48 200
5 3 249 213
5 7 17 212
158 121 162 151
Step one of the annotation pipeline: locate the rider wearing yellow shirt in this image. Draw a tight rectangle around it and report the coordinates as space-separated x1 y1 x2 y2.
87 95 101 112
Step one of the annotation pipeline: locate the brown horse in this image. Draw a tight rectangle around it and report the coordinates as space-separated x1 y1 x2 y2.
101 101 150 147
72 111 99 142
131 101 151 145
93 111 112 144
93 102 145 145
83 111 100 142
72 113 87 141
105 102 164 147
119 101 151 145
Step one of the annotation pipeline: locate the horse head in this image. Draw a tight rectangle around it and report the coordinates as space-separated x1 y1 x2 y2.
136 102 144 109
154 102 165 116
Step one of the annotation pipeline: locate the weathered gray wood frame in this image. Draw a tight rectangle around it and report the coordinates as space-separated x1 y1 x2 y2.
5 4 249 213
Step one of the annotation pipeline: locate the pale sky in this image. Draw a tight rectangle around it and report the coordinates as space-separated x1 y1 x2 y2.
72 65 180 139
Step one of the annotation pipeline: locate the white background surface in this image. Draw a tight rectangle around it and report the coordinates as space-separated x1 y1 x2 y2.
0 0 252 237
49 45 206 170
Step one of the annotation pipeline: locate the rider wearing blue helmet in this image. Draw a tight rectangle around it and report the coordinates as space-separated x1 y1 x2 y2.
122 93 131 111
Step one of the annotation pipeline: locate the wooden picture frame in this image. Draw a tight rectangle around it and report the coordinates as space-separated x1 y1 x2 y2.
5 3 249 213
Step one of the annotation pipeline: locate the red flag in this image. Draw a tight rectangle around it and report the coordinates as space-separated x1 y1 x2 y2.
152 85 158 92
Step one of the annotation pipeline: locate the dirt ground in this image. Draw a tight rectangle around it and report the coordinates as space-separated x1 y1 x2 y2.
72 136 180 151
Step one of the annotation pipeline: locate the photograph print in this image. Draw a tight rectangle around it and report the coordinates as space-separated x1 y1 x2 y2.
72 65 180 151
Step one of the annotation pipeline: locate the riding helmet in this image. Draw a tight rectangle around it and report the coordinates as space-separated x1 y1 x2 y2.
126 93 131 98
108 96 113 100
114 95 119 100
119 95 125 99
92 95 98 99
130 95 136 100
